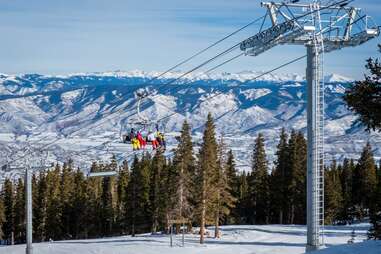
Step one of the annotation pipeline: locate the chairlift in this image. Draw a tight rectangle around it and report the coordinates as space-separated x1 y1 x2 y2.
119 89 167 151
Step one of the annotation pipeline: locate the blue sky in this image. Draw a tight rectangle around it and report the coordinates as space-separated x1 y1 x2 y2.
0 0 380 79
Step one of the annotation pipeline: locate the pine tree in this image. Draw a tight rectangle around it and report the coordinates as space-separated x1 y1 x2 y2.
13 178 25 243
100 156 118 236
196 113 219 244
70 169 87 239
353 142 377 218
0 196 4 239
126 154 151 235
84 162 103 238
286 131 307 224
171 120 196 224
236 172 250 224
271 128 288 224
60 160 75 239
338 158 354 223
324 161 343 224
224 150 240 224
116 160 129 234
343 44 381 132
45 164 63 240
2 178 14 244
150 150 166 233
369 169 381 239
100 176 115 236
248 133 270 224
212 139 236 238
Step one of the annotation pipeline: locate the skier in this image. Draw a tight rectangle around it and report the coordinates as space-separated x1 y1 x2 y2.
147 131 158 150
137 131 146 149
131 137 138 150
129 128 135 142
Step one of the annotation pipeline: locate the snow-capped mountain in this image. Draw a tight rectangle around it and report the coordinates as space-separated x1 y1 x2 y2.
0 71 379 179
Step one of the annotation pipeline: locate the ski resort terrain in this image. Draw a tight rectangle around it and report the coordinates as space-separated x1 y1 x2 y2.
0 224 379 254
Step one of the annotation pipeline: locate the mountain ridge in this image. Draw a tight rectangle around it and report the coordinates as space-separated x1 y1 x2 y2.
0 71 378 177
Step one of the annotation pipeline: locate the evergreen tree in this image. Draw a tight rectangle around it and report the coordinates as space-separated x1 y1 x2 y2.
13 178 25 243
171 120 196 224
99 156 118 236
248 133 270 224
286 131 307 224
343 44 381 132
236 172 250 224
338 158 354 223
2 178 14 244
150 150 166 233
195 113 219 244
100 176 115 236
225 150 240 224
353 142 377 217
70 169 87 239
126 155 151 236
0 196 4 239
369 169 381 239
60 160 75 239
84 162 103 238
324 161 343 224
45 164 63 240
116 160 129 234
271 128 289 224
212 138 236 238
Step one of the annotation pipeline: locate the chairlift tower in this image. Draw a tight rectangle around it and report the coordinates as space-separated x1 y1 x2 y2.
239 0 379 251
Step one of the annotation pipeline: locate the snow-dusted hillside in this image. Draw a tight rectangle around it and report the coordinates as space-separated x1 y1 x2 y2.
0 71 379 177
1 224 379 254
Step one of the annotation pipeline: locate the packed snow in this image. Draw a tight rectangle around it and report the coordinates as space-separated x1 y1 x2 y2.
0 224 379 254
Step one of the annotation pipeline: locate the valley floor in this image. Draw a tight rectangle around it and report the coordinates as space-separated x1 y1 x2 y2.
1 224 380 254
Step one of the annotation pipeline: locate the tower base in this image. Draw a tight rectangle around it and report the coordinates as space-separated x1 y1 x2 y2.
306 244 325 252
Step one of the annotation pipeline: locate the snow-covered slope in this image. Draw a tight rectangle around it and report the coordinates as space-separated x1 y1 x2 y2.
0 71 379 176
0 224 378 254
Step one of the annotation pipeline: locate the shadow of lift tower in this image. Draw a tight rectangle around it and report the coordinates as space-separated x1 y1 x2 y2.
239 0 379 251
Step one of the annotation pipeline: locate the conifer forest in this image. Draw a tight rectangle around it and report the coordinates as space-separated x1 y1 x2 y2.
1 114 380 244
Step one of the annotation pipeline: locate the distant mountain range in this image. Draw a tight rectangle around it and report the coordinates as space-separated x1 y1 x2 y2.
0 71 379 179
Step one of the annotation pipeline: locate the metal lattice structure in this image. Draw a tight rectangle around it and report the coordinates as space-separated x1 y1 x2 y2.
239 0 379 251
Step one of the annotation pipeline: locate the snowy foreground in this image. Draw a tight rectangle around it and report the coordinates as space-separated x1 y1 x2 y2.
1 224 380 254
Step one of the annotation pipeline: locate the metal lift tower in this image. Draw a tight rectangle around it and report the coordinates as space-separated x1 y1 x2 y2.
239 0 379 251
